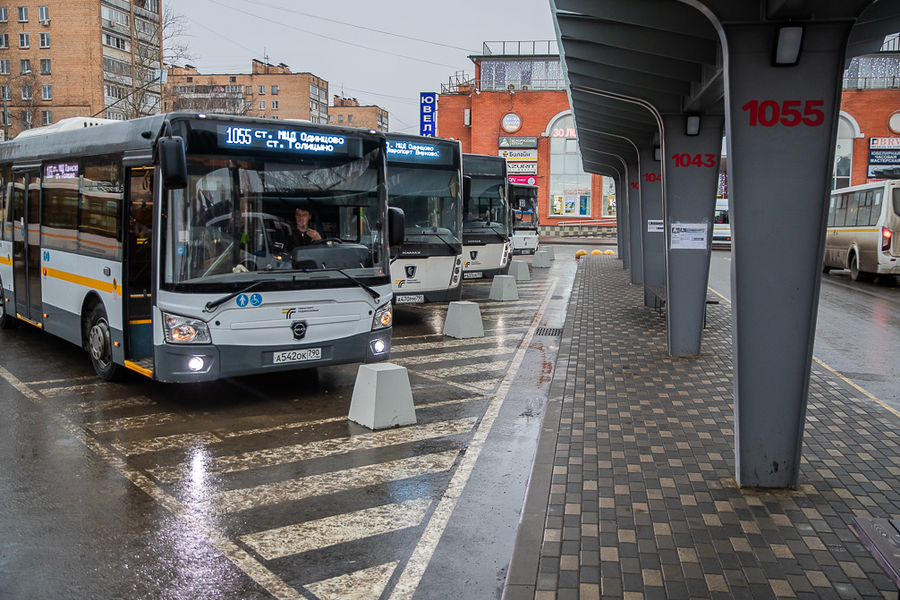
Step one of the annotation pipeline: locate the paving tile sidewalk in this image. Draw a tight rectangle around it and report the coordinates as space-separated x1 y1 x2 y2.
503 255 900 600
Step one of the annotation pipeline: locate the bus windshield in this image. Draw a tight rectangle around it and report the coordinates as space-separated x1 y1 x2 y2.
161 151 385 292
465 176 508 235
388 166 461 247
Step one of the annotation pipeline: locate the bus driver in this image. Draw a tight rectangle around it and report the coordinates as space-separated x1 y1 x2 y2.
292 207 322 246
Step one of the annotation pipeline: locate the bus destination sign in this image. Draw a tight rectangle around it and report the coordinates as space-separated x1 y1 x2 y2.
217 125 350 155
385 139 454 166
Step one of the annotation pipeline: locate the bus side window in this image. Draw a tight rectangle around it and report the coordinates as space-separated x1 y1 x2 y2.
835 193 848 226
857 191 872 226
872 190 883 225
827 196 836 227
845 192 860 227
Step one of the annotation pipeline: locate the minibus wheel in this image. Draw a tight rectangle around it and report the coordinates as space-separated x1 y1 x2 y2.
88 304 120 381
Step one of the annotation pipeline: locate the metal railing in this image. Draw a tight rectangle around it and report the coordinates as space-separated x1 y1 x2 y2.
482 40 559 56
842 76 900 90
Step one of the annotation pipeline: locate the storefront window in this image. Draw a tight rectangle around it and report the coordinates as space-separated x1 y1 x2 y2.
833 115 853 189
549 114 592 218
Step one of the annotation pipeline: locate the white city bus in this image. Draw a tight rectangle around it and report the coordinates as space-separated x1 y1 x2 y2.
713 198 731 245
461 153 511 279
0 113 404 382
510 182 540 255
824 180 900 281
386 134 463 304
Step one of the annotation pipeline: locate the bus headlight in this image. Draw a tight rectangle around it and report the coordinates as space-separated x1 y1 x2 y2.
163 313 212 344
372 303 392 330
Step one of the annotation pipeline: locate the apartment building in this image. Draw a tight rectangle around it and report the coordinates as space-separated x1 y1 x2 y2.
164 60 329 124
0 0 163 139
328 96 388 132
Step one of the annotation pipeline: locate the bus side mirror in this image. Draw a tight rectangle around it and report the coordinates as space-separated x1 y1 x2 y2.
462 175 472 203
158 136 188 190
388 206 405 248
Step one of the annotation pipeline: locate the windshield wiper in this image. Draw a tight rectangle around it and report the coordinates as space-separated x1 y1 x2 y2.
203 279 276 313
422 231 459 254
301 268 382 301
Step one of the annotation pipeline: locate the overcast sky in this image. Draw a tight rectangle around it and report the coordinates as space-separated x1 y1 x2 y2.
171 0 558 134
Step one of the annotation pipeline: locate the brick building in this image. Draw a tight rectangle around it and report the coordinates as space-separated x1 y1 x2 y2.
165 60 329 124
836 48 900 188
328 96 388 132
435 41 614 236
0 0 163 139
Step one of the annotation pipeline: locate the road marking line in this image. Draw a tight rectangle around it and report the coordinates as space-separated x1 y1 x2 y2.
25 375 97 386
215 450 459 514
419 360 511 378
148 417 478 484
390 272 562 600
306 561 399 600
0 364 304 600
392 333 524 353
412 371 499 395
68 395 156 414
393 347 515 366
708 286 897 418
41 383 122 397
86 412 183 434
116 432 224 456
239 497 433 561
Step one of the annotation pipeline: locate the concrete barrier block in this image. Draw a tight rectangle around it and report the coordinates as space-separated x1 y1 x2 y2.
508 260 531 281
348 363 417 430
533 250 552 268
442 301 484 339
544 246 555 260
489 275 519 301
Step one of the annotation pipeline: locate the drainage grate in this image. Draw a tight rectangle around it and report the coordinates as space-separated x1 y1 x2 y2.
535 327 563 336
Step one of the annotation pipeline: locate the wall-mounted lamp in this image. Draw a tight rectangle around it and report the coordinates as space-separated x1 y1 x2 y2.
773 26 804 66
686 115 701 136
654 147 661 161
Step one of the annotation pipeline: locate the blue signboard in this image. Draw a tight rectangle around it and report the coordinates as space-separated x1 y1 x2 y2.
420 92 437 137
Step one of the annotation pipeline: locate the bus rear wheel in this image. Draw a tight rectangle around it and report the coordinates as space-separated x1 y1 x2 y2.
0 285 17 329
849 255 871 282
88 304 120 381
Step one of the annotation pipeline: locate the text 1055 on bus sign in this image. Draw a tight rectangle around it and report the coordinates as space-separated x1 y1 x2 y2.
218 125 346 154
741 100 825 127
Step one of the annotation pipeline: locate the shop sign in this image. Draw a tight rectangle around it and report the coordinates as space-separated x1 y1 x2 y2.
508 175 537 185
499 136 538 149
869 150 900 165
506 162 537 175
498 148 537 161
419 92 437 137
501 113 522 133
869 137 900 149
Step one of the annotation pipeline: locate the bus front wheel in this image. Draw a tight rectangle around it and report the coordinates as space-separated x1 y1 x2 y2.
88 304 120 381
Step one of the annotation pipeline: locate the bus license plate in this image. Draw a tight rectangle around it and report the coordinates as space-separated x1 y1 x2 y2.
273 348 322 364
396 294 424 304
463 271 483 279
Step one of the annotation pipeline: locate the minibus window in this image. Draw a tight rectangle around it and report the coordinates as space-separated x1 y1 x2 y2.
893 188 900 217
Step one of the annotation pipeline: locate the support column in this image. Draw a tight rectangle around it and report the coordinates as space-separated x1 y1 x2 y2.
725 22 851 487
662 114 725 356
627 162 643 284
639 146 665 306
617 172 631 269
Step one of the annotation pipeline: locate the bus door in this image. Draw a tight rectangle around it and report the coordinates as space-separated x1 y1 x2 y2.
11 168 42 324
125 167 154 359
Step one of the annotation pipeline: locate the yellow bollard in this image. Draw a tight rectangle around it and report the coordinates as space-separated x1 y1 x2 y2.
591 249 602 255
575 249 587 259
604 250 615 255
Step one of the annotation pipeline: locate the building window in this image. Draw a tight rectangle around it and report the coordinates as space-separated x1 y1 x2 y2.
328 115 333 123
348 114 354 123
18 32 28 48
40 59 49 74
0 8 7 22
38 5 48 21
0 111 8 126
0 60 9 75
21 84 31 100
833 115 855 189
20 59 30 74
311 100 318 112
1 86 9 101
21 110 31 127
38 32 48 48
41 84 50 100
548 113 592 218
258 85 265 95
41 110 51 125
272 115 278 120
258 100 264 110
338 115 343 123
17 6 26 21
271 100 278 110
0 34 7 48
103 33 128 50
245 86 252 94
229 76 236 83
186 76 193 82
272 85 279 95
100 6 128 27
